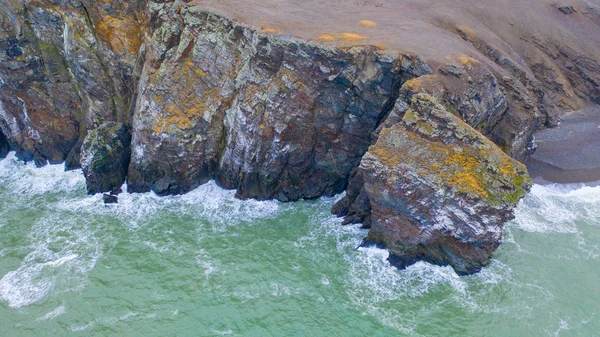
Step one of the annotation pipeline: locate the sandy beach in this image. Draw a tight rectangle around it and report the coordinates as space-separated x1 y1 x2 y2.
526 105 600 185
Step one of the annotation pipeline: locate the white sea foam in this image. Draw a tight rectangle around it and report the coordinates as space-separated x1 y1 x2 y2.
510 183 600 234
37 305 66 321
0 152 84 196
0 153 281 308
70 322 95 332
55 181 280 231
0 213 102 308
3 149 600 334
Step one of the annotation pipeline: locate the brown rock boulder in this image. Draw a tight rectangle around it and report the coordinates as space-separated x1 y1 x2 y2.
361 94 532 275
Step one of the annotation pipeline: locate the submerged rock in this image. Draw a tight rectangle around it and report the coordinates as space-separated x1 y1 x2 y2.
81 123 132 195
361 94 532 275
103 193 119 204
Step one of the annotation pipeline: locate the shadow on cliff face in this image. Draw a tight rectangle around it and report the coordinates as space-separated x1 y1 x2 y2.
0 130 9 159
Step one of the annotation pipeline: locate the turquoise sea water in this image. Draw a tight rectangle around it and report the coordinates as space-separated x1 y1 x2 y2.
0 153 599 336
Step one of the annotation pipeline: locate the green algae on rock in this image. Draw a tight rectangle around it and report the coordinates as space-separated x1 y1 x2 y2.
361 94 532 275
81 122 132 195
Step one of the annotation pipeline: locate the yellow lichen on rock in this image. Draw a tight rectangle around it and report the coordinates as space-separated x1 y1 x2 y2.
316 34 336 42
445 54 479 67
455 25 477 41
403 78 424 93
359 20 377 27
443 149 488 198
260 27 278 34
339 33 367 42
94 15 143 55
370 145 403 167
151 59 223 133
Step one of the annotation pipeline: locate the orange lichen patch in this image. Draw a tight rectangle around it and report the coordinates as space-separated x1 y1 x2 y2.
151 60 223 133
359 20 377 27
403 78 424 93
184 59 207 79
444 54 479 67
152 93 206 133
316 34 336 42
339 33 367 42
260 27 278 34
94 16 143 55
455 25 477 41
457 55 479 66
376 45 389 51
447 171 488 197
370 145 403 167
443 149 488 198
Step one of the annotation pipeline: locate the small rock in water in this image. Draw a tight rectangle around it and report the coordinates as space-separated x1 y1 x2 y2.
103 193 118 205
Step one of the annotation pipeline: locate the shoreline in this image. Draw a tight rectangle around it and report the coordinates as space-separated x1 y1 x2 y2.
525 105 600 186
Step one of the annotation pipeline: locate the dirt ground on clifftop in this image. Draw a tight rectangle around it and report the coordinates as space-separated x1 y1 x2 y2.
192 0 600 63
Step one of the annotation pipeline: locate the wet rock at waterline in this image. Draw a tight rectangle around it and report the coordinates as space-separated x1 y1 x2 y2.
361 94 532 275
0 131 9 159
81 123 132 195
103 193 119 204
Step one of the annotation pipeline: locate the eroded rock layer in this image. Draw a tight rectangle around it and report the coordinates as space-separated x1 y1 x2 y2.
0 0 145 167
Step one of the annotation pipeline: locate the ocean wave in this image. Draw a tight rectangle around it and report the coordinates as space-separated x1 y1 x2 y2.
0 213 102 308
510 183 600 234
0 152 84 196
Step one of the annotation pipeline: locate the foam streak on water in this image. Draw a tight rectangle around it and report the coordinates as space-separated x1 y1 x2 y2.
0 153 599 336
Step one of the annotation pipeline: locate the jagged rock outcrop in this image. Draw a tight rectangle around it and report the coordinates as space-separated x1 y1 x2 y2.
361 94 531 274
0 0 145 167
127 2 430 198
81 122 132 195
399 55 541 160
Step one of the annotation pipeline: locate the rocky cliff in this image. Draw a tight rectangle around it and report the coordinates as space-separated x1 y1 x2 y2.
361 94 531 275
1 0 598 274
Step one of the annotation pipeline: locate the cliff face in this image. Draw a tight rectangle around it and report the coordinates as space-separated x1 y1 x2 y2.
127 2 429 198
0 0 145 166
0 0 598 274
